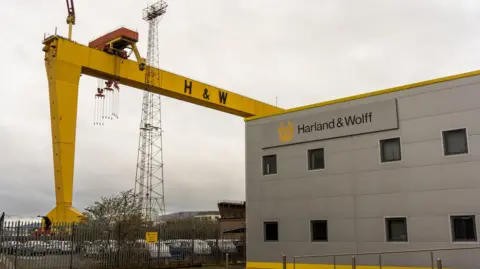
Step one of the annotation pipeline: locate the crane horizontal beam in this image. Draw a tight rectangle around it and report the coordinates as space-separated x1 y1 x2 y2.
42 35 283 222
44 36 283 117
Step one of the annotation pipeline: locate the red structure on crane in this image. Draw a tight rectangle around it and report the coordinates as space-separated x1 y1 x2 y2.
88 27 145 69
88 27 139 59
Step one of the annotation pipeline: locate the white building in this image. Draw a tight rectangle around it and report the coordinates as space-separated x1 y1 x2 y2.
245 70 480 269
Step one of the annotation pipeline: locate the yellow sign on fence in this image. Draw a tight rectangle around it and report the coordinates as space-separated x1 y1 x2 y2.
146 232 158 243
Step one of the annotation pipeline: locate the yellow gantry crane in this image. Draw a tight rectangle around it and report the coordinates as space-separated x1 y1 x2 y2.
42 1 284 223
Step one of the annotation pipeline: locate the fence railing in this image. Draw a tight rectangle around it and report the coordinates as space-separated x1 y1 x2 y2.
291 246 480 269
0 220 245 269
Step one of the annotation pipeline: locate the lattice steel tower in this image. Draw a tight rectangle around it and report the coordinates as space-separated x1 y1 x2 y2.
134 0 168 221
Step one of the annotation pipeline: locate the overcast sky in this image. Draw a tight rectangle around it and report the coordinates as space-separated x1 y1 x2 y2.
1 0 480 217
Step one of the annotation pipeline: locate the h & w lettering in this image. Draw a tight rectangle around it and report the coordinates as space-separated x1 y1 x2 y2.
184 80 192 94
219 91 228 104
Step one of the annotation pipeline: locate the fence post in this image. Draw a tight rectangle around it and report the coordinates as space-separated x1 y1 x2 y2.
117 223 121 268
282 254 287 269
146 226 151 269
351 256 356 269
215 232 220 264
158 224 161 267
333 256 336 269
437 258 442 269
107 227 112 268
14 221 19 269
225 253 229 269
216 219 221 265
191 227 195 264
430 252 434 269
70 223 75 269
378 254 382 269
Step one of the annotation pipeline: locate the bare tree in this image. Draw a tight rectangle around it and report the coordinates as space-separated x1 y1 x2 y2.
82 189 142 226
76 189 151 267
79 189 147 247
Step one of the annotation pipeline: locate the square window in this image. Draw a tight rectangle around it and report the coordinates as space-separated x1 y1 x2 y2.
385 217 408 242
380 138 402 163
311 220 328 241
308 148 325 170
451 215 477 242
262 155 277 175
443 129 468 156
264 221 278 241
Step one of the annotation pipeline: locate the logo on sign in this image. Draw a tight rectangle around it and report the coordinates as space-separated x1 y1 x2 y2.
278 121 294 142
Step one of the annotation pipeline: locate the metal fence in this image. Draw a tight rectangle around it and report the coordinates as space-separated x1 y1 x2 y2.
291 246 480 269
0 220 245 269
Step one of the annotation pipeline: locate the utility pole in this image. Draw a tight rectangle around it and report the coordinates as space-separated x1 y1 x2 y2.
134 0 168 221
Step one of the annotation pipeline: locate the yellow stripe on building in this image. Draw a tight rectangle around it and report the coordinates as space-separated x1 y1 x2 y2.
246 262 453 269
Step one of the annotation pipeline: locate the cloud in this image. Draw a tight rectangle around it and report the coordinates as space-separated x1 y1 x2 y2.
1 0 480 216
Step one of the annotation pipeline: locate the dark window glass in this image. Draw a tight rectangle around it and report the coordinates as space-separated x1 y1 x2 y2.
308 148 325 170
262 155 277 175
451 215 477 241
380 138 402 162
264 221 278 241
311 220 328 241
386 217 408 242
443 129 468 155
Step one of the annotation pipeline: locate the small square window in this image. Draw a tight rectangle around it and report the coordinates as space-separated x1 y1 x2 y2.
262 155 277 175
264 221 278 241
308 148 325 170
385 217 408 242
451 215 477 242
311 220 328 241
443 129 468 156
380 138 402 163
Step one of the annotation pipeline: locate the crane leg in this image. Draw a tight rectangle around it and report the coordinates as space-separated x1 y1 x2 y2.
44 42 83 223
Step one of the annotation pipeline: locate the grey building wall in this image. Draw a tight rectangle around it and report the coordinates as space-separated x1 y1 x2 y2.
245 74 480 268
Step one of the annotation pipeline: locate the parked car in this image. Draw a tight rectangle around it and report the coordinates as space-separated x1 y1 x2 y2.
84 241 103 258
0 241 22 255
134 239 171 262
163 239 176 246
49 240 76 254
168 239 211 260
23 240 48 256
62 241 77 254
84 240 117 258
205 239 237 253
46 240 63 254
